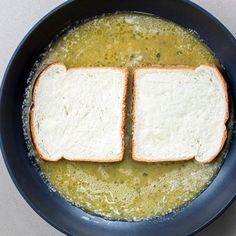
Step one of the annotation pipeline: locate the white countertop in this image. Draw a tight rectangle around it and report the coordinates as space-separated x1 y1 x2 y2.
0 1 236 235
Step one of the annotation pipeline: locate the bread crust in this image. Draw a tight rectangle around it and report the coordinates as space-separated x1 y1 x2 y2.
30 63 128 162
132 65 229 163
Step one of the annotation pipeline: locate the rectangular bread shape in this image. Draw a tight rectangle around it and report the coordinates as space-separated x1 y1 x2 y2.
132 65 229 163
30 63 128 162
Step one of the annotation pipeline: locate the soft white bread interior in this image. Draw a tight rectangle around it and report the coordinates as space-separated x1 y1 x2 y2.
30 63 128 162
133 65 229 163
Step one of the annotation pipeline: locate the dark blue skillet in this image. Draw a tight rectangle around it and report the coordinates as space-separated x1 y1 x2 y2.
1 0 236 235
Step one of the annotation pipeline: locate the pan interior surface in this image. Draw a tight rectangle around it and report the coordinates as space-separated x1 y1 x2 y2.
22 12 231 221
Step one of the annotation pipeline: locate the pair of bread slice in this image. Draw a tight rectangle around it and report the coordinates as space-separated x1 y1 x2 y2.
30 63 228 163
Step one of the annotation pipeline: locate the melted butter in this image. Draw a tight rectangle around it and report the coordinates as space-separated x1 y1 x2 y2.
37 13 225 220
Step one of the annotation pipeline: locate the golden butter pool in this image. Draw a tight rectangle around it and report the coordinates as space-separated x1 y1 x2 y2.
25 13 228 221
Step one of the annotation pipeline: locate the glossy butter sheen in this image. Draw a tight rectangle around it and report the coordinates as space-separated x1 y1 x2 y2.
33 13 224 220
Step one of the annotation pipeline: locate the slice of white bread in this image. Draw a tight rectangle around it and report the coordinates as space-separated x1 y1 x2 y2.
133 65 229 163
30 63 128 162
